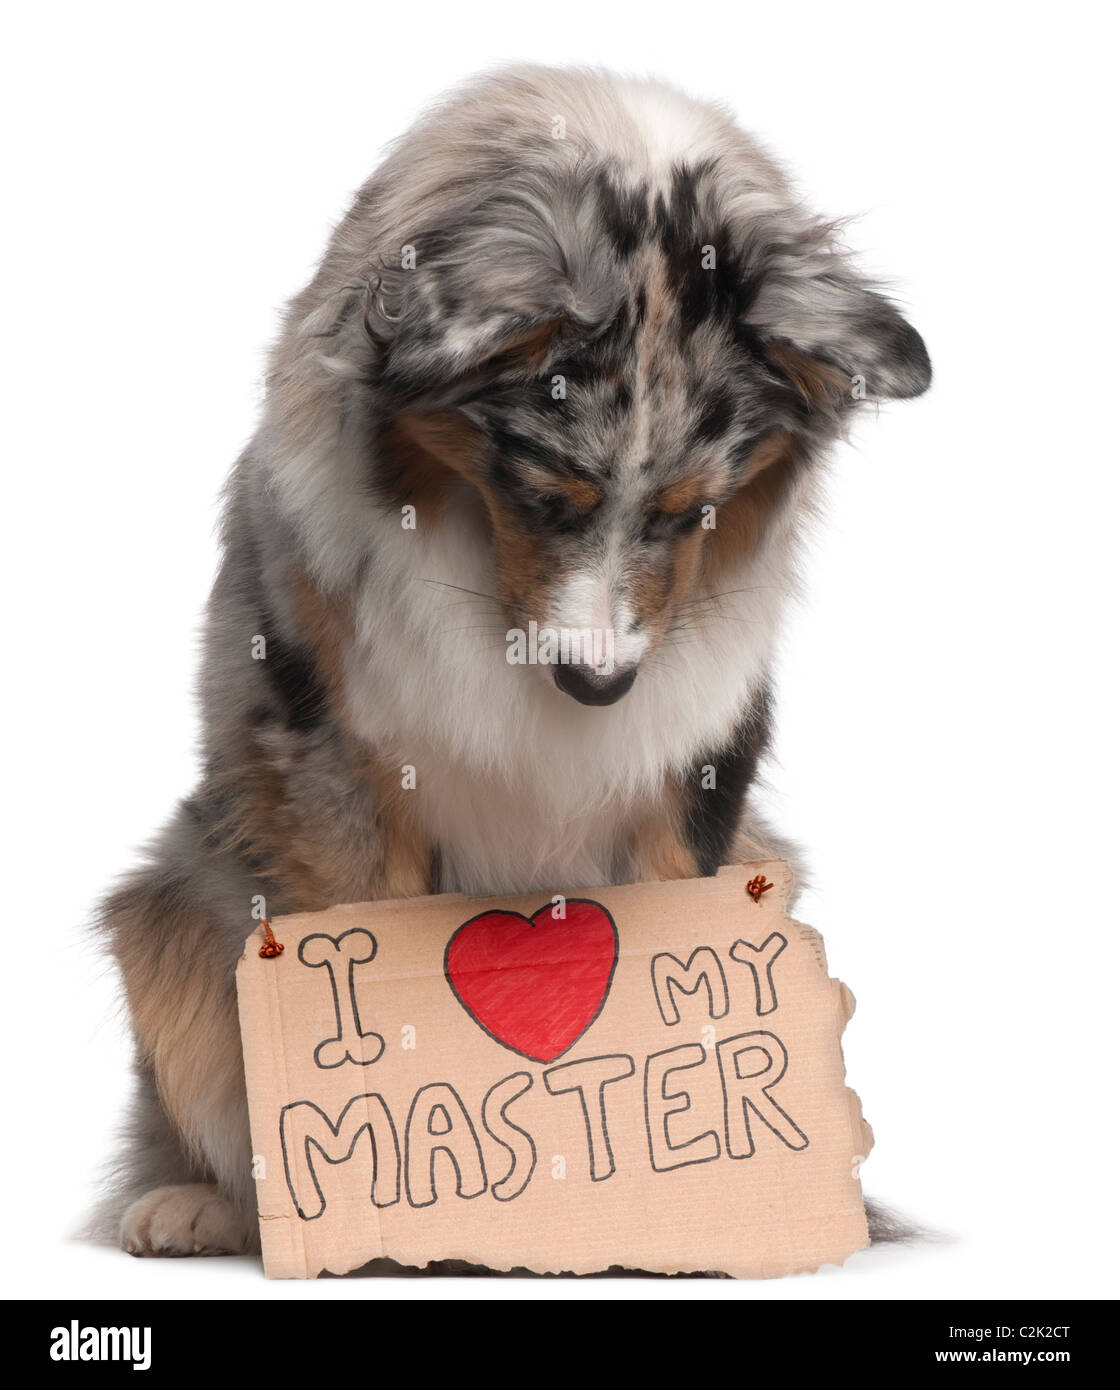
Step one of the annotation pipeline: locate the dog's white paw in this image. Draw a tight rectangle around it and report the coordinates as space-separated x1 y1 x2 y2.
120 1183 252 1257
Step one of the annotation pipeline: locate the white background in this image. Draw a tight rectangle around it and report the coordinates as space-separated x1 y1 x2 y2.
3 0 1117 1301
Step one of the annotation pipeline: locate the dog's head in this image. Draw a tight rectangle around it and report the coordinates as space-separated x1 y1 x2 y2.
368 160 930 706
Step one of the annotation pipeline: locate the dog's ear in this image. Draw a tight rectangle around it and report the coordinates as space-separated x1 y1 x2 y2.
370 175 624 408
378 305 571 409
744 231 931 406
371 316 573 506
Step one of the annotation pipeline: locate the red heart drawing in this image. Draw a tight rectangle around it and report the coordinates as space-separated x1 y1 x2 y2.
444 899 619 1063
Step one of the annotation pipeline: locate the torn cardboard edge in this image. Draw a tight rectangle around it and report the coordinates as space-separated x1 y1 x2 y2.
237 861 873 1279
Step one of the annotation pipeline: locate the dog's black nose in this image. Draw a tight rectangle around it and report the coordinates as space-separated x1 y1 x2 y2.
553 663 637 706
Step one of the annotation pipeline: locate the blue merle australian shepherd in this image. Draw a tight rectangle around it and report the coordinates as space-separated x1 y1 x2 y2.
97 65 930 1259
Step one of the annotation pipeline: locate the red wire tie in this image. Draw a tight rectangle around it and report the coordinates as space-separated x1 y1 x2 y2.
746 874 774 904
259 918 285 959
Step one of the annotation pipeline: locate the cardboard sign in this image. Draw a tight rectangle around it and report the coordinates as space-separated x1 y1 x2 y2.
236 861 872 1278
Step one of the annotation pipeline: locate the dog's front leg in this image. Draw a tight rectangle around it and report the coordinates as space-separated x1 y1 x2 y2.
624 798 702 882
101 789 433 1257
101 850 263 1257
624 780 787 885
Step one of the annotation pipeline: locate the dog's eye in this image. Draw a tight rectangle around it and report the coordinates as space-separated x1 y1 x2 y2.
535 491 600 531
644 503 705 541
520 476 602 532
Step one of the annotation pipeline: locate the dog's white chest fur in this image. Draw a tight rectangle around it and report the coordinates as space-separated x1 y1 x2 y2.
338 508 790 895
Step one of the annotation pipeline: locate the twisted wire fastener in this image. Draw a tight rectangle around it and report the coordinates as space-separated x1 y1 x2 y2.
746 875 774 904
259 919 285 959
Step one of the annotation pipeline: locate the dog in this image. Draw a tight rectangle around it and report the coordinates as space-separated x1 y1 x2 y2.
95 64 930 1258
